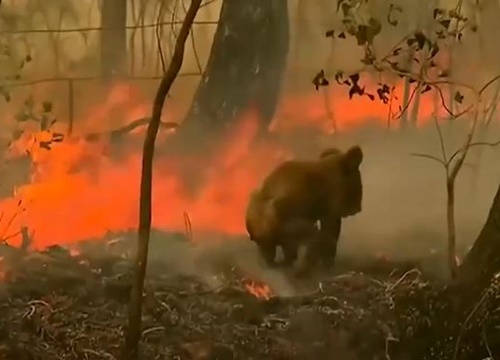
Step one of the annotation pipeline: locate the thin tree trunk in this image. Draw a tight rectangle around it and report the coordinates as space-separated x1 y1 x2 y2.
100 0 128 79
122 0 202 358
400 50 414 126
446 179 458 279
177 0 289 149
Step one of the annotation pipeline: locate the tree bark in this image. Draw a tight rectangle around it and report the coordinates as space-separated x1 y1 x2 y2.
457 182 500 298
100 0 127 79
177 0 289 150
122 0 202 358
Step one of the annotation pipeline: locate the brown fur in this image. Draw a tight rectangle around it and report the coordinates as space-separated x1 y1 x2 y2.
245 145 363 270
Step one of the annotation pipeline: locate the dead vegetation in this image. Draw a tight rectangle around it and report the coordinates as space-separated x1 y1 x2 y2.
0 235 497 360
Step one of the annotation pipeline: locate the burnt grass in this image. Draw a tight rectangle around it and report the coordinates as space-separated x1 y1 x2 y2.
0 235 498 360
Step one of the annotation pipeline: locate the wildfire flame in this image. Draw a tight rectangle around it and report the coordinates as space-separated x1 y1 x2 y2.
0 78 447 249
243 278 272 300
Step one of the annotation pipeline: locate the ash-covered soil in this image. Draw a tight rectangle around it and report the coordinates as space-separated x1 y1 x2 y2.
0 231 498 360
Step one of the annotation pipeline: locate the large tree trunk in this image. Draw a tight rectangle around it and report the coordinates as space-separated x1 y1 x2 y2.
435 183 500 358
100 0 127 79
177 0 289 150
457 183 500 298
402 183 500 359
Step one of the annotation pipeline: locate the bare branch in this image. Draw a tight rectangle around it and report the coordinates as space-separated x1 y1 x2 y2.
393 85 418 120
155 6 167 73
411 153 446 166
447 139 500 167
478 74 500 96
0 20 218 35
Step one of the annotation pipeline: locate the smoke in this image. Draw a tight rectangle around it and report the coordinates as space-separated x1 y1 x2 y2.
318 122 500 268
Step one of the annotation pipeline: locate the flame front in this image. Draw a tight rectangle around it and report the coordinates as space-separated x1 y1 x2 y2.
0 79 444 249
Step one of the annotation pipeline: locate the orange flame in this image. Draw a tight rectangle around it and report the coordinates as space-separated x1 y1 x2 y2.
0 78 449 249
243 278 272 300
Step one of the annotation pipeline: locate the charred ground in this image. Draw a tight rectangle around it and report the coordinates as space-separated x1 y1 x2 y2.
0 228 497 360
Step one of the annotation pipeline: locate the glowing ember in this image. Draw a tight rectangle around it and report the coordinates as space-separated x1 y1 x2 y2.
243 279 272 300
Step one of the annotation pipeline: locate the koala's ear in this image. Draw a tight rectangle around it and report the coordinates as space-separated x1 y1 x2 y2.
343 146 363 169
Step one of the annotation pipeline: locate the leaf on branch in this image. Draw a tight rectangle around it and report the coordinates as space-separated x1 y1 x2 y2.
349 73 360 85
360 52 375 65
388 61 402 72
387 4 403 26
429 43 440 59
376 84 391 104
338 32 346 39
340 2 351 17
312 70 329 90
448 9 459 18
366 93 375 101
336 0 344 11
334 71 344 84
354 18 381 46
25 54 32 62
436 30 446 39
355 25 369 45
326 30 335 38
349 84 365 99
439 19 451 29
421 84 432 94
414 32 427 50
454 91 464 104
433 8 444 19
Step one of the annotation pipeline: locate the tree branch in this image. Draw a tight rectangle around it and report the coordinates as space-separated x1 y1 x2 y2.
122 0 203 358
447 139 500 168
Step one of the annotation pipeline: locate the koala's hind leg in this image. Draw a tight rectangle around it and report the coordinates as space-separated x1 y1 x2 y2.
281 243 299 266
318 216 342 269
257 242 278 267
295 231 323 276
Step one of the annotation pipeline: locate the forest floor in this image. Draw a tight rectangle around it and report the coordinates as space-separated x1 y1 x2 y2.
0 232 498 360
